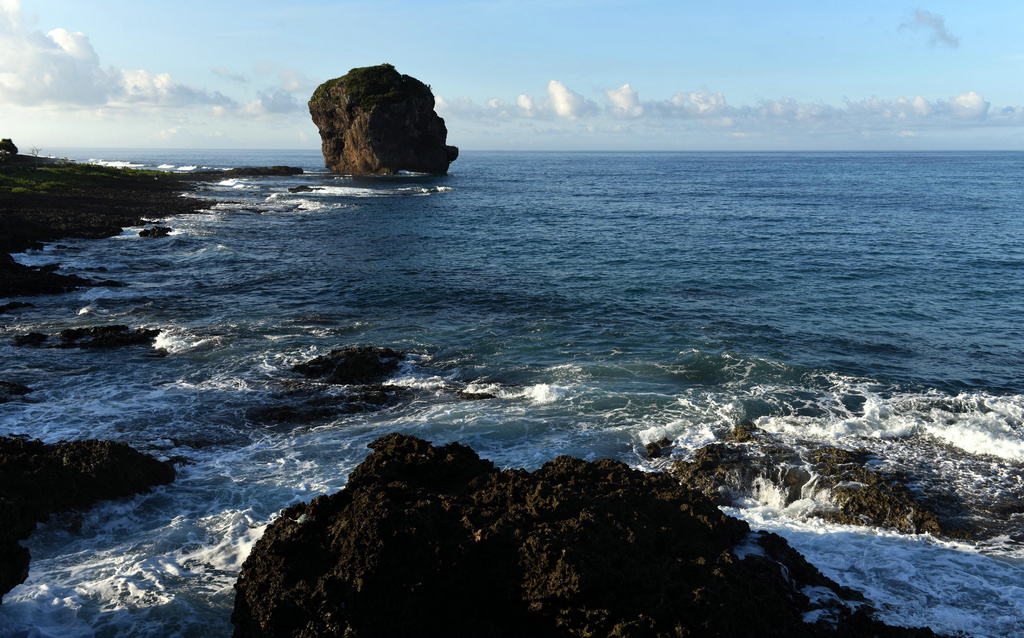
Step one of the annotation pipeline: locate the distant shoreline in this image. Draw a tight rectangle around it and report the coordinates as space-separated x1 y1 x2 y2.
0 161 300 298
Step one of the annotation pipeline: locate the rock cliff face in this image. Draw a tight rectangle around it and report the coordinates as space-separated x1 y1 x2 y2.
308 64 458 175
232 434 937 637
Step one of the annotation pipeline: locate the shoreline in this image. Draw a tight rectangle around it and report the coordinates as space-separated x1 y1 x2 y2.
0 161 304 298
0 155 975 635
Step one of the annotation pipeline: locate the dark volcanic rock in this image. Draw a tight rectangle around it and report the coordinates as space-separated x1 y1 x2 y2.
139 225 172 238
0 301 33 314
58 325 160 349
0 437 176 603
13 332 47 347
0 258 102 297
291 346 403 385
673 425 962 537
0 381 31 402
308 64 458 175
232 434 936 638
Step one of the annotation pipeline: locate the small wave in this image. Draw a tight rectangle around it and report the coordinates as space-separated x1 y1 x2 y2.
752 386 1024 461
152 327 224 355
89 159 145 168
175 165 198 172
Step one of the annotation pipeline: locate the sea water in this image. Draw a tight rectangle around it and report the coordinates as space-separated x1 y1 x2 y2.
2 150 1023 637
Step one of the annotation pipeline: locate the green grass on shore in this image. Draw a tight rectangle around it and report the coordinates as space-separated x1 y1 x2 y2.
0 162 171 197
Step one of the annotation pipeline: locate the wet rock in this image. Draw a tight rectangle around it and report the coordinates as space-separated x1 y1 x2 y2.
0 301 33 314
287 185 316 193
0 436 176 603
309 64 458 175
0 381 31 403
456 389 497 400
13 332 47 347
58 325 160 348
809 447 945 535
291 346 403 385
0 259 97 296
672 425 961 536
644 436 674 458
139 226 172 238
232 434 936 638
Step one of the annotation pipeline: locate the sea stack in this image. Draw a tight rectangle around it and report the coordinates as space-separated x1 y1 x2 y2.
308 64 458 175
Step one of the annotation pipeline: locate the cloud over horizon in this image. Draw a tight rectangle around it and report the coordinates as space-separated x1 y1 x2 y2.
437 81 1012 144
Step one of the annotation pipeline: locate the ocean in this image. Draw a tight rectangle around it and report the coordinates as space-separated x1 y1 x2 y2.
2 149 1023 637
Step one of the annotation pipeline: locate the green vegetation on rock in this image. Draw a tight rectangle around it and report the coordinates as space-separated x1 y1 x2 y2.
0 163 169 197
310 63 433 111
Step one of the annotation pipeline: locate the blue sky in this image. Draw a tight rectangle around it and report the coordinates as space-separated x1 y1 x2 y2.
2 0 1023 150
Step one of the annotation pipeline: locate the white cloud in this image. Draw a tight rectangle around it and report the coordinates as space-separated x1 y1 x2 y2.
546 80 595 119
901 9 960 48
605 84 643 118
948 91 989 118
512 80 598 119
0 1 234 110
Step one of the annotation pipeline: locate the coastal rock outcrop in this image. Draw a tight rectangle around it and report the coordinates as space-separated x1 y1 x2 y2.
0 437 176 603
671 424 966 537
308 64 458 175
232 434 936 637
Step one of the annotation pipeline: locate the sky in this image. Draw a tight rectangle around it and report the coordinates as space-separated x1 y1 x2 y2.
2 0 1023 151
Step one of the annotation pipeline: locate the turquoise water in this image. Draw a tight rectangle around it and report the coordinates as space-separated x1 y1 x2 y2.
2 150 1023 636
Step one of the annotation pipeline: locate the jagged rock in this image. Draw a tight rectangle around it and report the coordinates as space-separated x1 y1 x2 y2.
58 325 160 348
672 425 962 536
139 226 171 238
0 437 176 603
644 436 674 458
308 64 458 175
288 185 316 193
291 346 403 385
232 434 937 638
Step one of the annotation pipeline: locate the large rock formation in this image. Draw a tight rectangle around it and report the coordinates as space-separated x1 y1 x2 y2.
308 64 458 175
0 437 176 603
233 434 937 637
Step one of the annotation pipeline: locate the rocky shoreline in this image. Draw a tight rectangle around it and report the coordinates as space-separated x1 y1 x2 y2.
1 162 955 635
233 433 939 637
0 437 176 603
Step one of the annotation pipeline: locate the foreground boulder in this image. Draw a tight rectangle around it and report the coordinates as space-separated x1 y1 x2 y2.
233 434 936 637
308 64 458 175
0 437 176 603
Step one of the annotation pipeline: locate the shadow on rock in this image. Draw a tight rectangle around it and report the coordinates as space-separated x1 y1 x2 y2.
0 436 176 603
232 433 938 638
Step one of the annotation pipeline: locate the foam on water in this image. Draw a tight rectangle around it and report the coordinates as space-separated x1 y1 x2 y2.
6 150 1024 637
88 159 144 169
727 502 1024 638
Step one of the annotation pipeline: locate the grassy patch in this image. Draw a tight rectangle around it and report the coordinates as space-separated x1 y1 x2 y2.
0 163 170 196
310 63 433 111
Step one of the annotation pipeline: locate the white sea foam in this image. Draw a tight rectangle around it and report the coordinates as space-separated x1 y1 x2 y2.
521 383 564 403
88 159 144 169
728 504 1024 638
175 165 198 172
157 164 175 169
747 381 1024 461
152 327 224 355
